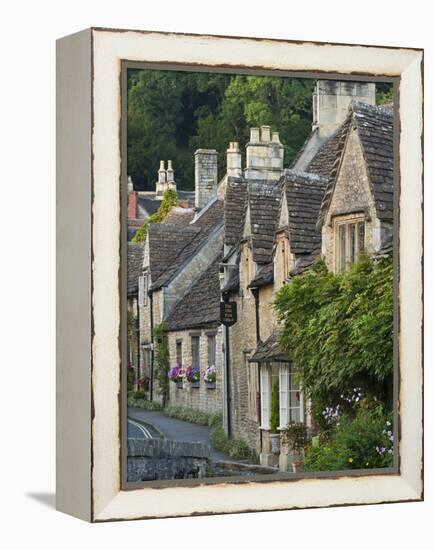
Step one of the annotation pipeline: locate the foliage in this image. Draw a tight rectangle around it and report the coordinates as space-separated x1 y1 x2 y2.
132 390 145 400
127 309 137 340
153 322 170 406
303 400 393 471
274 257 393 409
164 405 210 426
164 406 258 461
128 69 315 190
132 189 179 243
270 379 280 433
127 394 163 411
376 82 394 106
203 365 216 384
127 366 135 392
168 365 186 383
284 421 308 452
185 366 200 383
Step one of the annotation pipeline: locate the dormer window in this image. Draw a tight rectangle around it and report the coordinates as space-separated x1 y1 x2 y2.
335 216 365 272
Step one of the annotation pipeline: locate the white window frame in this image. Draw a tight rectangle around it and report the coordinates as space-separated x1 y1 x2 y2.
138 273 148 307
260 363 271 430
278 362 304 429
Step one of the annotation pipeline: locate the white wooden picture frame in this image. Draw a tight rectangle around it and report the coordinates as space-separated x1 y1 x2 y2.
56 27 423 522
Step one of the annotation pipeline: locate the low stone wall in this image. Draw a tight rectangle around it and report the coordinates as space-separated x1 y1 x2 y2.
127 438 211 482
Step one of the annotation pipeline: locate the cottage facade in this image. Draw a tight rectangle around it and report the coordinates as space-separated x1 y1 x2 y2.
129 78 394 471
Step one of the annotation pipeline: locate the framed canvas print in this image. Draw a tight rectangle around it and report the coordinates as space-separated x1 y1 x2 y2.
56 27 423 522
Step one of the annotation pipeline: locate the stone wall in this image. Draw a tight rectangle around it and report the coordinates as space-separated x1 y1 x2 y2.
167 327 223 415
127 438 210 481
228 243 261 451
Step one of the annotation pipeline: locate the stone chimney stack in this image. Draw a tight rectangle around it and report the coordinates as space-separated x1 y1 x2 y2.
245 125 284 181
226 142 242 178
127 176 138 219
313 80 376 139
156 160 166 196
194 149 218 208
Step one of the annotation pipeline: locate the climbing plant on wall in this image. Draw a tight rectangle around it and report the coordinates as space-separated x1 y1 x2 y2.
132 189 179 243
274 257 394 417
153 322 170 406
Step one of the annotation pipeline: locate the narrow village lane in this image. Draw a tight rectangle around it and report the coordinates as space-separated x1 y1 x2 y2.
128 407 241 463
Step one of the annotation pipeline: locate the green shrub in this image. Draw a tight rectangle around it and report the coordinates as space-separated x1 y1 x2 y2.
127 396 162 411
164 406 257 461
270 379 280 433
132 390 145 400
303 400 393 472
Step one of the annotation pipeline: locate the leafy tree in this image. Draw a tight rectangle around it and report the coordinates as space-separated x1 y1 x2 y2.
274 257 394 413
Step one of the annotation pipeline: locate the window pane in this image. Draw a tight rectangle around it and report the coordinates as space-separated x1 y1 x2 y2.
192 337 200 368
176 341 182 366
349 224 356 264
208 335 216 366
338 225 346 272
358 222 365 253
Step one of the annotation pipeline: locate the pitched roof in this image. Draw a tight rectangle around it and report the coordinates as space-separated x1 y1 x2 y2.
248 180 281 264
221 265 240 297
147 223 200 283
137 194 160 217
150 198 224 290
309 102 394 225
249 329 288 363
224 177 248 247
127 242 144 297
283 170 328 256
166 254 222 331
164 206 195 226
248 262 274 288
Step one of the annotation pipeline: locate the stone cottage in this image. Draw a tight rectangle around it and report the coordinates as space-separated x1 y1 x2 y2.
137 150 224 403
129 78 394 472
219 81 394 469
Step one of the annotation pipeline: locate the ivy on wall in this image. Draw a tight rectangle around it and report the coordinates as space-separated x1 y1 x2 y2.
153 322 170 406
274 257 394 412
132 189 179 243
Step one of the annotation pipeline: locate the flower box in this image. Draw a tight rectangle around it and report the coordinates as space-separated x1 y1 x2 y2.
190 381 200 389
205 381 216 390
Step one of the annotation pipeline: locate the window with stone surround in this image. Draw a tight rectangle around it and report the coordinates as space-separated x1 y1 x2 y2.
334 215 365 272
138 273 148 306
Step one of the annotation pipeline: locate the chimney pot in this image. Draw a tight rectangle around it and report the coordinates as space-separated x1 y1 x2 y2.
271 132 281 144
250 128 260 143
261 125 271 142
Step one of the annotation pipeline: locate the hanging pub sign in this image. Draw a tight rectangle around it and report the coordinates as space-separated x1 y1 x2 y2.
220 301 237 326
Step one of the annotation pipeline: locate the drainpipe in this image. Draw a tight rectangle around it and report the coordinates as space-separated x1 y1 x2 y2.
149 291 154 402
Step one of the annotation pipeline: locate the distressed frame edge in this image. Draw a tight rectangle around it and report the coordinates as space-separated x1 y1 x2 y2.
89 29 423 522
56 27 93 522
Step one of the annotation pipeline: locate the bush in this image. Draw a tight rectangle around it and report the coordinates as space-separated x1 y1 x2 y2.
164 406 258 462
127 396 162 411
132 390 145 400
303 400 393 471
270 379 280 433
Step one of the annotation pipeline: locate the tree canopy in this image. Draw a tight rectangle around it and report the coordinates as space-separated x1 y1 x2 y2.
128 70 393 191
127 70 315 190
